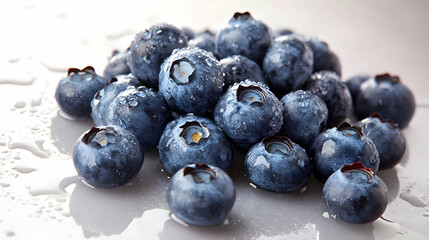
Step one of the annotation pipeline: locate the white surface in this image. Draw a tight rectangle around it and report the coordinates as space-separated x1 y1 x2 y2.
1 1 429 239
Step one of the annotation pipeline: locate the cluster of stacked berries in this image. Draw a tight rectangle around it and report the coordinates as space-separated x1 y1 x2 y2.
55 12 415 226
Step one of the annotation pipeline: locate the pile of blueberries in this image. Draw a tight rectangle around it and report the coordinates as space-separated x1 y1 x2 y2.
55 12 416 226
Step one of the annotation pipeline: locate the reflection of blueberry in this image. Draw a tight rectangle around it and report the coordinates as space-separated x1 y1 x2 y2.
127 23 187 89
102 50 131 81
188 30 216 55
355 73 415 128
55 66 107 119
107 86 170 151
166 164 236 227
323 162 388 224
158 115 232 175
279 90 328 148
91 74 140 126
309 122 379 183
159 47 224 115
244 136 311 192
263 35 313 96
73 126 143 188
357 113 406 169
304 71 352 128
216 12 272 64
220 55 268 92
214 80 283 149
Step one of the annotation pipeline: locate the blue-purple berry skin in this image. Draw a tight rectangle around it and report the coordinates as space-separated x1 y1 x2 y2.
357 113 406 169
355 73 415 128
323 163 388 224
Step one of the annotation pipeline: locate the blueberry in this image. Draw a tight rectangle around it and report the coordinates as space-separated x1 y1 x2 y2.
323 162 388 224
106 86 170 151
188 30 216 56
244 136 311 192
73 126 144 188
344 74 371 105
159 47 224 115
303 36 341 76
55 66 107 119
127 23 188 89
158 114 232 175
181 27 195 41
91 74 140 126
355 73 415 128
263 35 313 96
309 122 379 183
166 163 236 226
214 80 283 149
279 90 328 148
216 12 272 64
303 71 352 128
220 55 269 92
357 113 406 169
102 50 131 81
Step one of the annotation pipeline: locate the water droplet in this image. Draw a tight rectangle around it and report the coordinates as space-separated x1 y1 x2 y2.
142 30 152 40
118 97 127 105
128 97 138 107
143 55 151 64
156 29 163 35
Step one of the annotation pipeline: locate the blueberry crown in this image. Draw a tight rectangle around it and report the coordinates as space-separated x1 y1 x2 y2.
169 57 195 84
341 162 373 178
67 66 95 77
183 163 218 183
375 73 400 84
82 127 119 147
236 85 266 106
370 113 399 129
337 122 364 137
178 121 210 145
233 12 252 20
262 136 293 154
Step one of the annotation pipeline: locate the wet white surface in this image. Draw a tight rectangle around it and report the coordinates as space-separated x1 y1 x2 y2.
1 1 429 239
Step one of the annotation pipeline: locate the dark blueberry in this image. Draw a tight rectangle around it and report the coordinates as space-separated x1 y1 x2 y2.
106 86 170 151
214 80 283 149
166 163 236 226
188 30 216 56
220 55 269 92
263 35 313 96
304 71 352 128
344 74 371 105
273 28 294 38
279 90 328 148
158 114 232 175
355 73 415 128
55 66 107 119
181 27 195 41
323 162 388 224
303 37 341 76
244 136 311 192
102 50 131 81
357 113 406 169
159 47 224 115
73 126 144 188
216 12 272 64
127 23 188 89
91 74 140 126
309 122 379 183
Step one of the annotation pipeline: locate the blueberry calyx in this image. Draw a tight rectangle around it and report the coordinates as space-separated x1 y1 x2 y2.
183 163 218 183
108 77 118 84
375 73 400 84
178 121 210 145
341 162 373 178
82 126 118 147
67 66 96 81
169 58 195 84
262 136 293 154
370 113 399 129
233 12 252 20
236 85 266 106
337 122 363 137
